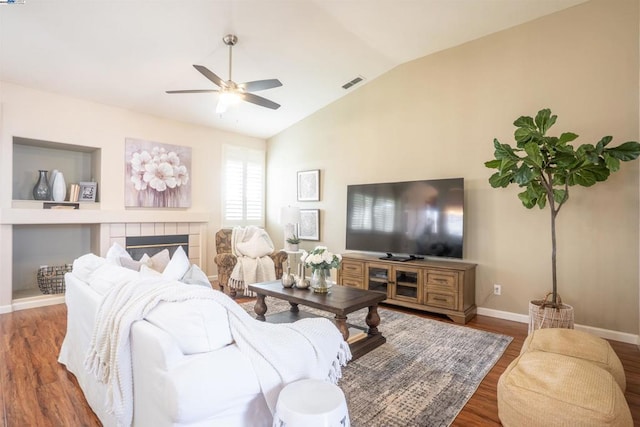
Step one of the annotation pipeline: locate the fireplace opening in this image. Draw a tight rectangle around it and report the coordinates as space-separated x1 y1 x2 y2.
125 234 189 260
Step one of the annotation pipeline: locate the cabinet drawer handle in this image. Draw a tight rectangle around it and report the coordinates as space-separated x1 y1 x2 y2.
434 278 448 284
433 296 448 302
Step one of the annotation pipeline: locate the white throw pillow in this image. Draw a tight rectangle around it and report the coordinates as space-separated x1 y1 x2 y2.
148 249 171 273
181 264 211 288
120 257 146 271
145 299 233 354
162 246 191 280
72 253 106 282
106 242 131 266
140 264 162 277
119 253 151 271
87 263 140 295
235 226 275 258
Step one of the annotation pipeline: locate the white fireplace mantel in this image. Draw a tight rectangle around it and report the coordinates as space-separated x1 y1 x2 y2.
0 206 210 225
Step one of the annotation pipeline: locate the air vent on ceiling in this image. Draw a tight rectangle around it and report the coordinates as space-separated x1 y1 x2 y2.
342 76 365 90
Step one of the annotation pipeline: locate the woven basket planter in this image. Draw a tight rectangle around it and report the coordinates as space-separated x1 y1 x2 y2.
37 264 73 294
528 293 574 334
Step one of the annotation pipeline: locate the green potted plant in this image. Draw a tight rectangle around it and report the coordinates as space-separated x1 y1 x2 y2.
285 234 301 251
485 108 640 328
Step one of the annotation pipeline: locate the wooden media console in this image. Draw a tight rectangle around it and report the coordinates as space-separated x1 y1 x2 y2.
338 253 477 324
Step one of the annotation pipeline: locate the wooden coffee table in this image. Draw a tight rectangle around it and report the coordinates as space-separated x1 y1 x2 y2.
248 281 387 360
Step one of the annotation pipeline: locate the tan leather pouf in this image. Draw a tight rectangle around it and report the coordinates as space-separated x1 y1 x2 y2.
498 351 632 427
520 328 626 391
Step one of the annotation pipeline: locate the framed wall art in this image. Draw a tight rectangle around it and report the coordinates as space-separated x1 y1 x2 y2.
299 209 320 241
125 138 192 208
79 182 97 202
297 169 320 201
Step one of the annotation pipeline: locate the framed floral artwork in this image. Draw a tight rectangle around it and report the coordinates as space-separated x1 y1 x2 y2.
297 169 320 201
125 138 191 208
299 209 320 240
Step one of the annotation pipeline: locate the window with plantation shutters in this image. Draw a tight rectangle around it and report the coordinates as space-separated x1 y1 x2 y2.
222 145 265 227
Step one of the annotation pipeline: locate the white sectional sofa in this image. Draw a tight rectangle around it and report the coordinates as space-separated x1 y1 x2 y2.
58 252 349 426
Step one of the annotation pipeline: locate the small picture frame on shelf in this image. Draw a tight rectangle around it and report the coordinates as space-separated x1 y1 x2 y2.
299 209 320 241
297 169 320 201
78 182 97 202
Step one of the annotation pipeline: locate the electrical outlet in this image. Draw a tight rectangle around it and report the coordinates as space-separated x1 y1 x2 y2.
493 284 502 296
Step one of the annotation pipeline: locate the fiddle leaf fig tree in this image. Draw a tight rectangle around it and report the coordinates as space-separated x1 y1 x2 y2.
485 108 640 307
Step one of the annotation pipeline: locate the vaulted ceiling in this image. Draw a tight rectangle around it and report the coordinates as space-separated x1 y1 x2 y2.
0 0 586 139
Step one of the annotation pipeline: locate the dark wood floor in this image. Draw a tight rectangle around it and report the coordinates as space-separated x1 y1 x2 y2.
1 301 638 426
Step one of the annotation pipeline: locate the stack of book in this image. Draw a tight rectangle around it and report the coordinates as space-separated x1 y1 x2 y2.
69 184 80 202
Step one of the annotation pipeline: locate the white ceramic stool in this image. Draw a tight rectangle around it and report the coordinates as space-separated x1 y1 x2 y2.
273 379 350 427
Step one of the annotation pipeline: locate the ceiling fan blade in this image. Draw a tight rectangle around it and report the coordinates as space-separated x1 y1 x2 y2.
166 89 219 94
239 79 283 92
193 65 225 88
242 93 281 110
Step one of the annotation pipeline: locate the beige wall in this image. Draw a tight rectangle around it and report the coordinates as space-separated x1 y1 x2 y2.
0 81 266 276
266 0 640 333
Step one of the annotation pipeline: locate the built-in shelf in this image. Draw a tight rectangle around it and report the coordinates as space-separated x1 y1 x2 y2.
13 136 101 202
11 200 100 209
13 287 47 301
12 223 97 301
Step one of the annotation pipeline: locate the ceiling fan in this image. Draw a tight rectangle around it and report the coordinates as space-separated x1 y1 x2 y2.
166 34 282 114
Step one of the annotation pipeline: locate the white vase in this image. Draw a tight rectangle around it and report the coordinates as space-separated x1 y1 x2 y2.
52 171 67 202
49 169 58 195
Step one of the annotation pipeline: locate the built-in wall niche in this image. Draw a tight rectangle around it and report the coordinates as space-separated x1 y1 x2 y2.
12 137 101 202
12 224 99 299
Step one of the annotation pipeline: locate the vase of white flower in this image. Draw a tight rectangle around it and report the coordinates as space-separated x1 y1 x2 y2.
301 246 342 294
310 268 331 293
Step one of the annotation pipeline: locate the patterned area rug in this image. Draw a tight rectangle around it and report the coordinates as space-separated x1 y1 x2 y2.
240 299 513 427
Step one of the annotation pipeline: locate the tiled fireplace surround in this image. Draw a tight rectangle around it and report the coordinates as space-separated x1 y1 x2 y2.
105 222 204 267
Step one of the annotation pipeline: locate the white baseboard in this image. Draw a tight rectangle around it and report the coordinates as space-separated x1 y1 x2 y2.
0 304 12 314
11 295 65 312
477 307 529 324
573 324 640 346
478 307 640 345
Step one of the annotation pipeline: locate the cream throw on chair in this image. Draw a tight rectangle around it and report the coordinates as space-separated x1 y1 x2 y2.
229 226 276 297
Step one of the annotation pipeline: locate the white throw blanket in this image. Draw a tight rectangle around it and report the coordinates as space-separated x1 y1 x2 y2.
85 278 351 427
229 226 277 297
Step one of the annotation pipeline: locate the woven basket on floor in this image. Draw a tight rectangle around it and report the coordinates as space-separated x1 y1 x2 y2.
37 264 73 294
528 293 574 334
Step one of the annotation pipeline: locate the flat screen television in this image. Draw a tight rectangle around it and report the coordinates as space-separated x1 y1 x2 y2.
345 178 464 260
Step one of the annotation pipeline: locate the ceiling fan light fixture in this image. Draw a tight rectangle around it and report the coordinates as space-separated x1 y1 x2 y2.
216 90 241 114
168 34 282 112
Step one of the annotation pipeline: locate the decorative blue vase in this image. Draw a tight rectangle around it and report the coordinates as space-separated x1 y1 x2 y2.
32 170 51 200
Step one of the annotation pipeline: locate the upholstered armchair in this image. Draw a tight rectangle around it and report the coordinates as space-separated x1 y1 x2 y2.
214 228 288 298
